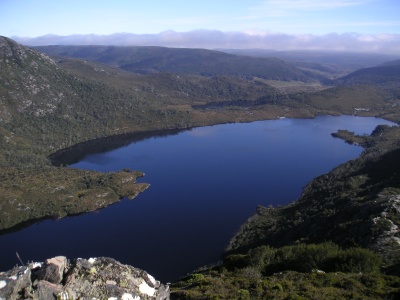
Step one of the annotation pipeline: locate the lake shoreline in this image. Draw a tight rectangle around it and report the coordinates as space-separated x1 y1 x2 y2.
0 114 397 282
48 110 398 167
1 112 396 234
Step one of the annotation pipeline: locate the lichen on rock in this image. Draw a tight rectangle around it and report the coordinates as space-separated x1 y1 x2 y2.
0 256 169 300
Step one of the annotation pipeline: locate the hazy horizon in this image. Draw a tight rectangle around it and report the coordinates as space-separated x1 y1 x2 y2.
8 30 400 55
2 0 400 53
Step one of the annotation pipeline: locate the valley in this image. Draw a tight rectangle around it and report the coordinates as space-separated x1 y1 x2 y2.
1 35 400 298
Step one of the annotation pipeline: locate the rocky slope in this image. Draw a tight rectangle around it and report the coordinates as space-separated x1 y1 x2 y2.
0 256 169 300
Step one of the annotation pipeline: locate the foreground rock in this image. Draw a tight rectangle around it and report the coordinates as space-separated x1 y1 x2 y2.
0 256 169 300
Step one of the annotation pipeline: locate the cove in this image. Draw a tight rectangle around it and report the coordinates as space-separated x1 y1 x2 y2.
0 116 396 282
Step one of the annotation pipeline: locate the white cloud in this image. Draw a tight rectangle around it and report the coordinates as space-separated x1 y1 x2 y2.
13 30 400 54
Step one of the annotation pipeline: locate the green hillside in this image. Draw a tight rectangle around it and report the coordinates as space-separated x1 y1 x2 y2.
0 36 292 231
333 62 400 95
54 57 283 106
35 45 316 82
0 36 164 230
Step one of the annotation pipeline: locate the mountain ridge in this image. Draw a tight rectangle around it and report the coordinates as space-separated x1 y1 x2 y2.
34 45 317 82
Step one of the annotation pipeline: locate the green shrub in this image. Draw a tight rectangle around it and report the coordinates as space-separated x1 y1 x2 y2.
247 245 275 270
186 273 206 286
272 283 284 292
263 242 340 274
237 289 251 300
324 247 381 274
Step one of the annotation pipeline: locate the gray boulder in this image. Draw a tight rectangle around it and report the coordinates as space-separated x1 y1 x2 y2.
38 256 67 284
0 265 32 299
0 256 170 300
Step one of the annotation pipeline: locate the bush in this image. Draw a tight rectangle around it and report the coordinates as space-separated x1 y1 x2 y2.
272 283 284 292
324 247 381 274
186 273 207 286
237 289 251 300
296 243 340 272
263 242 340 274
223 243 382 277
247 245 275 270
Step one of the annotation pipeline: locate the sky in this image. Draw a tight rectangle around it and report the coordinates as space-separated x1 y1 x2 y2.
1 0 400 53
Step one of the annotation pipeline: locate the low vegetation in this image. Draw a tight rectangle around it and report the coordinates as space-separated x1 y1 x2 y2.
0 166 148 233
171 243 400 299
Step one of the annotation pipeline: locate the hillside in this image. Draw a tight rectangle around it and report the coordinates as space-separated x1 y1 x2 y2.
335 64 400 85
221 49 400 79
303 85 399 119
34 45 316 82
0 36 302 232
380 59 400 66
53 57 284 107
221 49 400 68
333 61 400 93
0 36 166 231
0 38 167 166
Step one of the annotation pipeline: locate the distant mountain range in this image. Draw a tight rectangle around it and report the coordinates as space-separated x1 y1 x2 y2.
12 30 400 54
34 45 317 82
223 49 400 79
34 45 400 86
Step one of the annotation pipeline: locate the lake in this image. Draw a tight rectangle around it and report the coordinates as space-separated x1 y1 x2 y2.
0 116 395 282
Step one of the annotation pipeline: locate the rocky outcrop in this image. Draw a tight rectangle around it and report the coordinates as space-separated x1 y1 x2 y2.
0 256 169 300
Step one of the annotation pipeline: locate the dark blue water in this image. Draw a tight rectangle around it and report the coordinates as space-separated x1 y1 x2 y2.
0 116 395 282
